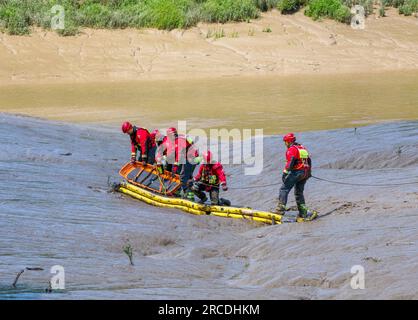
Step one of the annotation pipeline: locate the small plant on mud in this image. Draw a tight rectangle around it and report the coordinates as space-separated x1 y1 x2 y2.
214 28 225 38
379 4 386 16
123 243 134 266
56 21 79 36
262 25 272 32
230 30 239 37
248 27 255 36
206 28 225 39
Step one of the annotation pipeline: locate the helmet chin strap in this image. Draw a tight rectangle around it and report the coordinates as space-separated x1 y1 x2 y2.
286 141 296 147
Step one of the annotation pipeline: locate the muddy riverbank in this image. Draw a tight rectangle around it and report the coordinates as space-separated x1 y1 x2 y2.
0 114 417 299
1 10 418 86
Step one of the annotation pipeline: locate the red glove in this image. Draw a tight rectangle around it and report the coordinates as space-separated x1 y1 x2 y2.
172 165 178 174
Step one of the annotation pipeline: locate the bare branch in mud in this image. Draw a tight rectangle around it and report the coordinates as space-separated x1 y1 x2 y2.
12 267 45 288
12 270 25 288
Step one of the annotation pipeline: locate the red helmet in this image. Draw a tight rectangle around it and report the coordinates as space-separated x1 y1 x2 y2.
283 133 296 144
202 150 212 164
121 121 133 134
152 129 164 142
166 127 178 137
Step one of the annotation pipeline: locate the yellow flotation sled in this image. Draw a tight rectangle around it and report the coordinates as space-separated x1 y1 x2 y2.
117 162 315 225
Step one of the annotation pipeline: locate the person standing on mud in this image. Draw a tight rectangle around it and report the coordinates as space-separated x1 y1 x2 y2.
121 122 156 165
275 133 316 220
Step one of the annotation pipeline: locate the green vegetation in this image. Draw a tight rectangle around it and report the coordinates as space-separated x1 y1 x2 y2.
254 0 281 11
399 0 418 15
305 0 351 23
200 0 259 23
0 0 417 36
0 0 261 35
385 0 418 13
277 0 307 14
342 0 373 16
379 4 386 17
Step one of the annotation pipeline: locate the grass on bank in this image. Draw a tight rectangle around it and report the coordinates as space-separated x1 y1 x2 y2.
0 0 417 36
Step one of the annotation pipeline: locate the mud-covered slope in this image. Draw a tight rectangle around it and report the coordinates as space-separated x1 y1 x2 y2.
0 114 417 299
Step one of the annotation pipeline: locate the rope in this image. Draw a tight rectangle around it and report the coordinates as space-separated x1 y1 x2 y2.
149 165 417 190
201 175 417 190
229 182 279 190
155 172 167 195
310 175 418 187
195 180 279 190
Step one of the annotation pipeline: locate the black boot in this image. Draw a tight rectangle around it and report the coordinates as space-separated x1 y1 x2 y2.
219 198 231 206
197 195 208 204
274 202 287 215
297 204 318 221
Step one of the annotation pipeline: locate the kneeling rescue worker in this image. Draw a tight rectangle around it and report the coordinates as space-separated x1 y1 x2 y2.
122 121 156 165
191 151 230 206
275 133 317 220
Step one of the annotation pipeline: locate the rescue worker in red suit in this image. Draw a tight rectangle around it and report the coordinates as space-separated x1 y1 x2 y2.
155 127 199 199
191 151 230 206
276 133 316 220
121 122 156 165
150 129 165 147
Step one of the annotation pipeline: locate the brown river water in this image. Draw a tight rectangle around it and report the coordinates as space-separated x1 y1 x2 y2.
0 72 417 299
1 71 418 134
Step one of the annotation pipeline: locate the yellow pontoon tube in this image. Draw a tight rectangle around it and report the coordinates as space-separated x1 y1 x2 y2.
118 181 283 225
116 162 314 225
